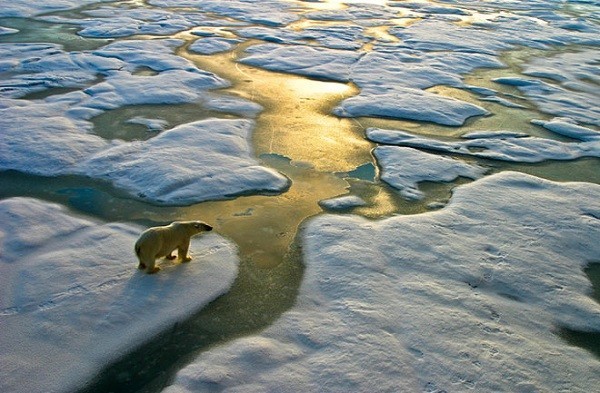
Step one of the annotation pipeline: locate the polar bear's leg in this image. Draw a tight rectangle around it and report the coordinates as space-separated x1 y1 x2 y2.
165 251 176 260
178 240 192 262
145 258 161 274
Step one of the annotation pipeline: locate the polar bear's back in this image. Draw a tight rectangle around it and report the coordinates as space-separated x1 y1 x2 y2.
135 224 185 259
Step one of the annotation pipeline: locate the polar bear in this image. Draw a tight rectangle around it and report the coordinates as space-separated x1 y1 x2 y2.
135 221 213 274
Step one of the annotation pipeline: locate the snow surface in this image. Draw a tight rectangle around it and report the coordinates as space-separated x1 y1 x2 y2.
373 146 487 200
0 197 239 393
163 172 600 392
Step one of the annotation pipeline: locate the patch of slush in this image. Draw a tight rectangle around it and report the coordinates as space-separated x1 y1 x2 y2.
79 118 290 205
373 146 487 200
0 197 239 393
162 172 600 392
366 119 600 163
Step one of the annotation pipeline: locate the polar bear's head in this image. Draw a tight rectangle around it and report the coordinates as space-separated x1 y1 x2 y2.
191 221 213 233
175 221 213 235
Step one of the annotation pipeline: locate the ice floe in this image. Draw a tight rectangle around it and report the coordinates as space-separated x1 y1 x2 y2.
0 98 111 175
240 43 361 82
239 42 497 125
0 197 239 393
162 172 600 392
79 118 290 205
188 37 242 55
531 117 600 141
366 124 600 164
373 146 487 200
334 86 488 126
319 195 367 211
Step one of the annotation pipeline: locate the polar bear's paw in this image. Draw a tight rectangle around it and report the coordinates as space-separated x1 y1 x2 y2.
148 266 161 274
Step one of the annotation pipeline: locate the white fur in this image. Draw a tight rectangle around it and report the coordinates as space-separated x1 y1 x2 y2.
134 221 212 274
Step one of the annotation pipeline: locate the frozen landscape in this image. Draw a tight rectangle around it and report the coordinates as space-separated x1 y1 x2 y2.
0 0 598 392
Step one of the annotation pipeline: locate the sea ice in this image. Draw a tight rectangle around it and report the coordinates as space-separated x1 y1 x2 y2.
162 172 600 392
79 118 291 205
334 86 488 126
149 0 299 27
240 44 361 82
531 117 600 141
0 98 111 175
0 0 109 17
319 195 367 211
366 127 600 164
373 146 487 200
0 197 239 393
188 37 242 55
0 39 285 205
494 48 600 126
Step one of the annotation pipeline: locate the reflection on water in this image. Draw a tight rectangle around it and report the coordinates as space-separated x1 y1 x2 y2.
180 39 373 173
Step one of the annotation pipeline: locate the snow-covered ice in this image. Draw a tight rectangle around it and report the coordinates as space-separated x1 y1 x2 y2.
163 172 600 392
79 118 291 205
319 194 367 211
333 86 489 126
373 146 487 200
188 37 242 55
367 124 600 164
0 197 239 393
